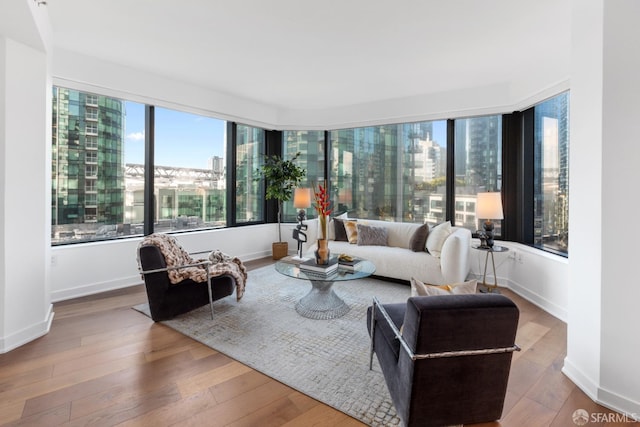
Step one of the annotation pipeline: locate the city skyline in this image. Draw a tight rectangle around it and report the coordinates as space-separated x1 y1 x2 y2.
124 102 226 169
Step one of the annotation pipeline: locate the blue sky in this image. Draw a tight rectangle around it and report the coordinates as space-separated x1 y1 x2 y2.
124 102 226 169
431 121 447 147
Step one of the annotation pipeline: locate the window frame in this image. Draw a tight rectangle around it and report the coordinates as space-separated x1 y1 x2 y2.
51 83 569 257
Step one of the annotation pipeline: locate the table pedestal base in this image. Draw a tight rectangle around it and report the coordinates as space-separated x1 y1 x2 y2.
295 279 350 320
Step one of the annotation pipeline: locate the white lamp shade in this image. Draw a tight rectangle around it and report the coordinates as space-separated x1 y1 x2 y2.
476 192 504 220
293 188 311 209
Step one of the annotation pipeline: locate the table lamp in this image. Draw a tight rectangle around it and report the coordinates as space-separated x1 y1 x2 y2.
476 192 503 248
292 188 311 260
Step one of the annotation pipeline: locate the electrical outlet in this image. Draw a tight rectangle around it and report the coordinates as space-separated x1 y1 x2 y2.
517 252 523 264
51 255 57 266
509 250 517 260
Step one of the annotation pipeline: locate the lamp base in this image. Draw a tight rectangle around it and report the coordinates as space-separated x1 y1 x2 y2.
483 220 495 248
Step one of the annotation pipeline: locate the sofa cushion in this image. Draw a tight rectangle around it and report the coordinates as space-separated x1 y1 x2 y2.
357 224 388 246
409 223 429 252
349 219 421 250
334 218 348 242
328 241 443 283
344 220 358 243
426 221 452 258
410 277 477 297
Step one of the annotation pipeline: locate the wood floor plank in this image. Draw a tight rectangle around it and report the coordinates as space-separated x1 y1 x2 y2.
8 402 71 427
0 399 26 425
209 370 272 404
500 396 557 427
176 360 254 398
0 364 53 394
64 383 182 427
225 394 316 427
20 351 178 418
281 403 364 426
525 354 575 412
114 389 220 427
511 321 551 362
173 380 293 427
67 351 234 420
1 352 147 416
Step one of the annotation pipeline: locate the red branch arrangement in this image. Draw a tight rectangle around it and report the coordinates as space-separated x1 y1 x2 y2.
313 180 332 240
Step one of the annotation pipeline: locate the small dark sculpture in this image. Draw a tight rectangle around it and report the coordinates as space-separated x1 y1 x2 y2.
292 209 308 259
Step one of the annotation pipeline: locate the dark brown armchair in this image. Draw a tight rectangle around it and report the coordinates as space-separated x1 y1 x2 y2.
137 234 236 321
367 293 520 427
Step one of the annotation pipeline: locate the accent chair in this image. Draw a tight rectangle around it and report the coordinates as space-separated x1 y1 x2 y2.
137 234 236 321
367 293 520 426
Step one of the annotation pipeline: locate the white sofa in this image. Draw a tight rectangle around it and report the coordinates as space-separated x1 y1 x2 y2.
302 218 471 285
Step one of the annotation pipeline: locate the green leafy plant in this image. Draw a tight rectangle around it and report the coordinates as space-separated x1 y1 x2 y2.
256 152 306 242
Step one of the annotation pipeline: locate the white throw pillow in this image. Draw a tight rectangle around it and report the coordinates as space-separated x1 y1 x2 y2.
410 277 477 297
426 221 452 258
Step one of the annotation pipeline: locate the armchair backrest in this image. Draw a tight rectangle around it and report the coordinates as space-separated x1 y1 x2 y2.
390 294 519 426
138 244 172 291
137 234 208 285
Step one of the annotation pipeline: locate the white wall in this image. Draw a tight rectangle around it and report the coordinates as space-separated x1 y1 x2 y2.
563 0 640 419
50 223 284 301
0 35 53 353
598 1 640 414
468 241 568 322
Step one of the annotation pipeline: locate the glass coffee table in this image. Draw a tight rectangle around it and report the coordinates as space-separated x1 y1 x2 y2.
275 258 376 320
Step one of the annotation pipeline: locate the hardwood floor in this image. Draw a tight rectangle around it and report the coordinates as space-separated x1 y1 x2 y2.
0 258 636 426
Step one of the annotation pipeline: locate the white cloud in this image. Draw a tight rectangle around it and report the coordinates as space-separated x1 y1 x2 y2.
126 131 145 141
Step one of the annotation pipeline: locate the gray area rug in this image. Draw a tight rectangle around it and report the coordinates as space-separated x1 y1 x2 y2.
134 265 410 426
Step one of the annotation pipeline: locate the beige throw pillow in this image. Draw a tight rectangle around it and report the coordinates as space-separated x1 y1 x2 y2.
344 220 358 244
410 277 478 297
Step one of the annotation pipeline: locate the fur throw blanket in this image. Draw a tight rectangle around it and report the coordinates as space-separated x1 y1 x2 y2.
138 234 247 301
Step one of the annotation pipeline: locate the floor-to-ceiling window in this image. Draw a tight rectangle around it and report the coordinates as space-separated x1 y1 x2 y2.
282 130 325 221
52 87 144 244
329 121 447 223
153 107 227 233
52 85 569 256
235 124 265 223
454 115 503 234
52 86 230 244
533 92 570 253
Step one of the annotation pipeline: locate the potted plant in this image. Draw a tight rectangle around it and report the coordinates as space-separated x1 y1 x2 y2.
256 152 306 259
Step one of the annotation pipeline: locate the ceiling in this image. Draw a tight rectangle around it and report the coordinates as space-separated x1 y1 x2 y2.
46 0 571 112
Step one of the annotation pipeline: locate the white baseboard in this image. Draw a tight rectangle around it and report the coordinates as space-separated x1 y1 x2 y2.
563 358 640 421
51 249 273 302
0 304 54 354
51 275 142 302
469 271 567 322
506 278 567 322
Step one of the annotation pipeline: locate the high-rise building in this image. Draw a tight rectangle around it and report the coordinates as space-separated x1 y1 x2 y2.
534 92 570 251
52 87 125 240
454 116 502 191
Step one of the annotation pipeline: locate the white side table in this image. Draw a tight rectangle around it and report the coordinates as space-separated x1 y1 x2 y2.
472 245 509 293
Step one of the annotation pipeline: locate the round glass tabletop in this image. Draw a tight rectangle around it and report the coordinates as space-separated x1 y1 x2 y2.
275 258 376 282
